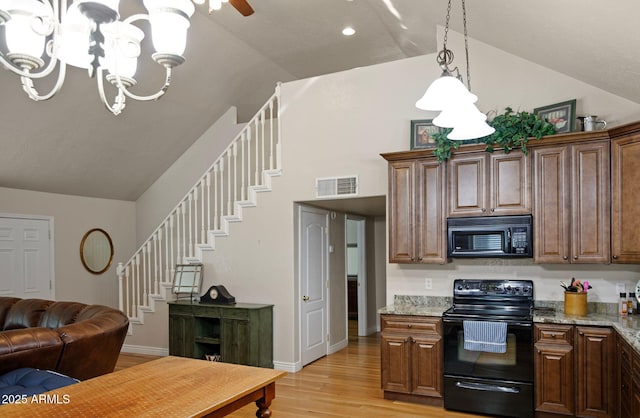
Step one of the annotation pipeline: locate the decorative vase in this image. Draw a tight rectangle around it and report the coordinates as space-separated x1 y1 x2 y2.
564 292 587 316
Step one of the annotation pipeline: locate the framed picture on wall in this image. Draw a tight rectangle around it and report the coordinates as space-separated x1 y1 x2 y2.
533 99 576 133
410 119 442 150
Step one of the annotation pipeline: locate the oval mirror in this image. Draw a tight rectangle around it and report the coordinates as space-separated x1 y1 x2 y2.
80 228 114 275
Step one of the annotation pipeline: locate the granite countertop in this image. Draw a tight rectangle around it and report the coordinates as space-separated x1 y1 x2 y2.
534 311 640 353
379 296 640 355
379 304 449 317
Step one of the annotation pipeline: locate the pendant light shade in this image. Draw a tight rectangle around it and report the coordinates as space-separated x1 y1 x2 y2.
433 101 486 128
416 75 477 111
144 0 195 57
415 0 493 141
58 3 92 69
3 0 52 60
447 118 495 140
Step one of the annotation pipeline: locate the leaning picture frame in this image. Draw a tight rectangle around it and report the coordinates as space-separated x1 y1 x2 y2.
533 99 576 133
410 119 442 150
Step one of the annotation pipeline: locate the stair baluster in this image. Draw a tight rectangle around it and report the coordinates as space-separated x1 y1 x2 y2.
117 86 281 330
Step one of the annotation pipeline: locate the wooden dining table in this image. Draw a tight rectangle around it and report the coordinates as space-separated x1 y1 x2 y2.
0 356 287 417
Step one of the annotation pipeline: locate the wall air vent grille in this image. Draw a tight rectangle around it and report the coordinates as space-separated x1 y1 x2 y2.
316 176 358 198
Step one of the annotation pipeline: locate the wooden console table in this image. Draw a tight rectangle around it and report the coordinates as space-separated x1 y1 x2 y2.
0 356 286 417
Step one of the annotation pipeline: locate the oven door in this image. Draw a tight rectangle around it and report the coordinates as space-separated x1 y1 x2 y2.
442 317 534 418
442 317 533 382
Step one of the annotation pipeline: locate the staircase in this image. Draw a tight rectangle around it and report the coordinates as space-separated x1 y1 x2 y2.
116 86 281 328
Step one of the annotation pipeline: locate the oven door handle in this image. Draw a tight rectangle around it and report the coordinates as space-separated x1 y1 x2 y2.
455 381 520 394
442 317 532 328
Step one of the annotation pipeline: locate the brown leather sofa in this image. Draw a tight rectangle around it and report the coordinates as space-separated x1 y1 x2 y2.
0 297 129 381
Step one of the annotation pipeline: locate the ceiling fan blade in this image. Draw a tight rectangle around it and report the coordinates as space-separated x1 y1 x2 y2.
229 0 254 16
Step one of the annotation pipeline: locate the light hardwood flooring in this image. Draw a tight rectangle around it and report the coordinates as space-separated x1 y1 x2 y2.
116 323 485 417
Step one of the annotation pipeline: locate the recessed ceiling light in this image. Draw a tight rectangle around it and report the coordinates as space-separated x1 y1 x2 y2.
342 26 356 36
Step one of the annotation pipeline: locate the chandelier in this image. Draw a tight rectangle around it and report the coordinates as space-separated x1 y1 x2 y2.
0 0 197 115
415 0 494 140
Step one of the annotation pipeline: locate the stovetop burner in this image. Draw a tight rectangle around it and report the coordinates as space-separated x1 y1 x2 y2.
444 279 534 322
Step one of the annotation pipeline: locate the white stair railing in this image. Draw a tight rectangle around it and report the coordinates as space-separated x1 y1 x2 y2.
117 85 281 323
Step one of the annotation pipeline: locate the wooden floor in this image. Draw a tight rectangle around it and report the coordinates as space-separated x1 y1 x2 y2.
116 323 485 417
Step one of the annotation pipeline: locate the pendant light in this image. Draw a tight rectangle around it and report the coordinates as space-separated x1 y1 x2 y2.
415 0 494 140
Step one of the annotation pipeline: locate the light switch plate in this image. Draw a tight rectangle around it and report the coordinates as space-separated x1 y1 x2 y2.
424 278 433 290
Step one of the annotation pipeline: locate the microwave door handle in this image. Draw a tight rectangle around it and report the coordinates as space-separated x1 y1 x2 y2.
506 227 512 253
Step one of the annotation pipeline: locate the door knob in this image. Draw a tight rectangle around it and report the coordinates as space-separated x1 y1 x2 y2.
302 295 310 302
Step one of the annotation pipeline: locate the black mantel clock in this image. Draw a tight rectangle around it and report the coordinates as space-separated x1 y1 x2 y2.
200 285 236 305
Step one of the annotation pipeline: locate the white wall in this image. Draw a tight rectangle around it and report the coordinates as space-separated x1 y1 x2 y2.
0 187 136 307
135 107 244 245
129 28 640 365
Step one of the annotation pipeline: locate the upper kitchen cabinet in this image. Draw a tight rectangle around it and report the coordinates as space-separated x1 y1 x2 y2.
448 151 531 217
610 122 640 263
532 139 610 263
383 151 447 264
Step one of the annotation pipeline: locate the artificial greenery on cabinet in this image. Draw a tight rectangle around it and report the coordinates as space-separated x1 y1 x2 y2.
431 107 556 162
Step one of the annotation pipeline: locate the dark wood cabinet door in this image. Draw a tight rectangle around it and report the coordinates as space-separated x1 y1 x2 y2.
221 318 250 365
571 142 610 263
489 151 531 215
388 158 446 264
380 333 411 393
534 341 574 415
619 336 633 418
388 161 415 263
611 133 640 263
416 159 447 263
533 146 571 263
448 153 486 216
168 313 194 358
575 326 615 418
411 335 443 398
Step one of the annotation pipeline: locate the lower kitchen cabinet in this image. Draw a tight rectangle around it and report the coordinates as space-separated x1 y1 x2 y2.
534 324 574 415
534 324 614 418
618 334 640 418
168 301 273 368
380 314 443 405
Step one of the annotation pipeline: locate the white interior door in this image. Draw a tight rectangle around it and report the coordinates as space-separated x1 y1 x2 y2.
0 216 54 299
299 206 329 366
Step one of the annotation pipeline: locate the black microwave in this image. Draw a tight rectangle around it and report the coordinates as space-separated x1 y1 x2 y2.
447 215 533 258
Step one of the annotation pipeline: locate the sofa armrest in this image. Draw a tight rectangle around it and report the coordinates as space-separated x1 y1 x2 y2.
56 308 128 380
0 328 64 375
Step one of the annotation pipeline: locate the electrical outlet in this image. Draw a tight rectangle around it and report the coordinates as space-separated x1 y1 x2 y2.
424 278 433 290
616 283 626 296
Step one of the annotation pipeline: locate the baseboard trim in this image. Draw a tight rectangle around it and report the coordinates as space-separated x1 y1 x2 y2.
328 338 348 354
273 360 301 373
121 344 169 357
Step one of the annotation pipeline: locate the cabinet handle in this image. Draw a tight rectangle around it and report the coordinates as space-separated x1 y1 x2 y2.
613 255 619 259
417 256 423 261
411 257 416 262
573 256 578 260
563 256 568 260
490 208 495 213
482 208 487 213
407 324 413 329
551 333 556 338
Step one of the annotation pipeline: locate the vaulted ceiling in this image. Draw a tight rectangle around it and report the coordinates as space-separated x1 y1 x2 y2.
1 0 638 201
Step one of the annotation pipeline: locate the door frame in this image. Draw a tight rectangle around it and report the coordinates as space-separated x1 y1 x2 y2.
0 213 55 300
296 204 330 366
346 215 367 336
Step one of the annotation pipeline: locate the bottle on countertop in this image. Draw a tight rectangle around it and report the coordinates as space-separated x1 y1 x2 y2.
628 292 637 315
620 292 629 316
